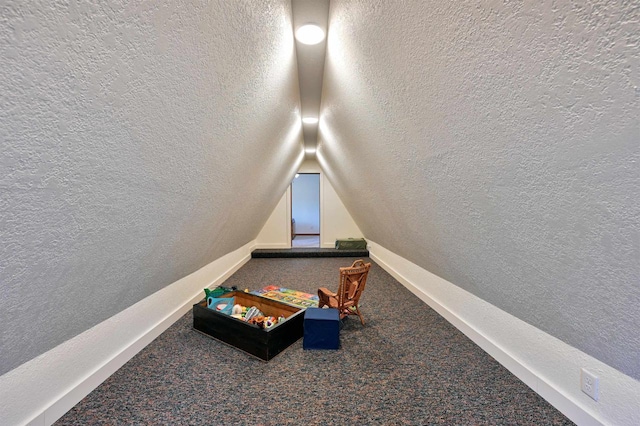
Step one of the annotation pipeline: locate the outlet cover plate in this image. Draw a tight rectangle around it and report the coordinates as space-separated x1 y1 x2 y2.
581 368 599 401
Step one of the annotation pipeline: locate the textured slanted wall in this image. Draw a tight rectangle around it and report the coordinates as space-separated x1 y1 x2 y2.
0 1 302 375
320 1 640 379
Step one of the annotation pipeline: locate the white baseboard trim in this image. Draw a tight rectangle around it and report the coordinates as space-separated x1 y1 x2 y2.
0 241 256 426
254 242 291 249
367 240 640 426
5 241 638 426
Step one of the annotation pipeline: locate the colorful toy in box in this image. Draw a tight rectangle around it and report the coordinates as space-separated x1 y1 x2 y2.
204 285 240 297
203 289 282 329
204 287 227 299
244 306 263 321
207 297 234 315
247 315 277 329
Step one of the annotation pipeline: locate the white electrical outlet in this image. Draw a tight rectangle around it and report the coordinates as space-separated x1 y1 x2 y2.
581 368 599 401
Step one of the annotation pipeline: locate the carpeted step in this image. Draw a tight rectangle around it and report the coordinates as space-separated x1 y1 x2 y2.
251 248 369 258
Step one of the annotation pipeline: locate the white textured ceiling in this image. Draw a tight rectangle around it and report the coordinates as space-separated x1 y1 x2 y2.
318 0 639 379
292 0 330 155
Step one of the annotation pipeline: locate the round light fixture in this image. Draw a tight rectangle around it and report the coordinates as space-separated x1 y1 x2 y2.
295 24 325 45
302 117 319 124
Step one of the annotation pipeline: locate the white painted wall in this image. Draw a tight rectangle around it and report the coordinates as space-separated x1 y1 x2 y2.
3 2 636 425
292 173 320 234
0 0 303 377
256 159 363 248
255 187 292 249
0 242 255 426
320 0 639 384
320 172 364 248
369 241 640 426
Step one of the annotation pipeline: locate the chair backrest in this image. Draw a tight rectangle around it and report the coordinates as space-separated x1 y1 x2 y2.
338 260 371 308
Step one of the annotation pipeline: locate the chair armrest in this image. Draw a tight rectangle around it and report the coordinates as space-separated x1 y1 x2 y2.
318 287 337 297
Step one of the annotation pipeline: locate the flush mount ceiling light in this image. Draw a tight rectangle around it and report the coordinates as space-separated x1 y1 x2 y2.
295 24 325 45
302 117 319 124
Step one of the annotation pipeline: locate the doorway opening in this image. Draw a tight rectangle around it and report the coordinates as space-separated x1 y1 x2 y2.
291 173 320 248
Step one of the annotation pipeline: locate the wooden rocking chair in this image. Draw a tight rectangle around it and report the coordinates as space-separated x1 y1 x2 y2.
318 259 372 325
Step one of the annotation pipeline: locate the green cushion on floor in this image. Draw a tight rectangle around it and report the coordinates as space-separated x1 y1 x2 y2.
335 238 367 250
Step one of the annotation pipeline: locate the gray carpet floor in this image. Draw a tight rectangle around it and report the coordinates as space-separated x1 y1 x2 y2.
56 257 573 425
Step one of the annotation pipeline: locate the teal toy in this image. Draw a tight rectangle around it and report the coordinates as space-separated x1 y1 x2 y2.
204 287 228 299
207 297 235 315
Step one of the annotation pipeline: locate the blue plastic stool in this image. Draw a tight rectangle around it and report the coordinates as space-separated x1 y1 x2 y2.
303 308 340 350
